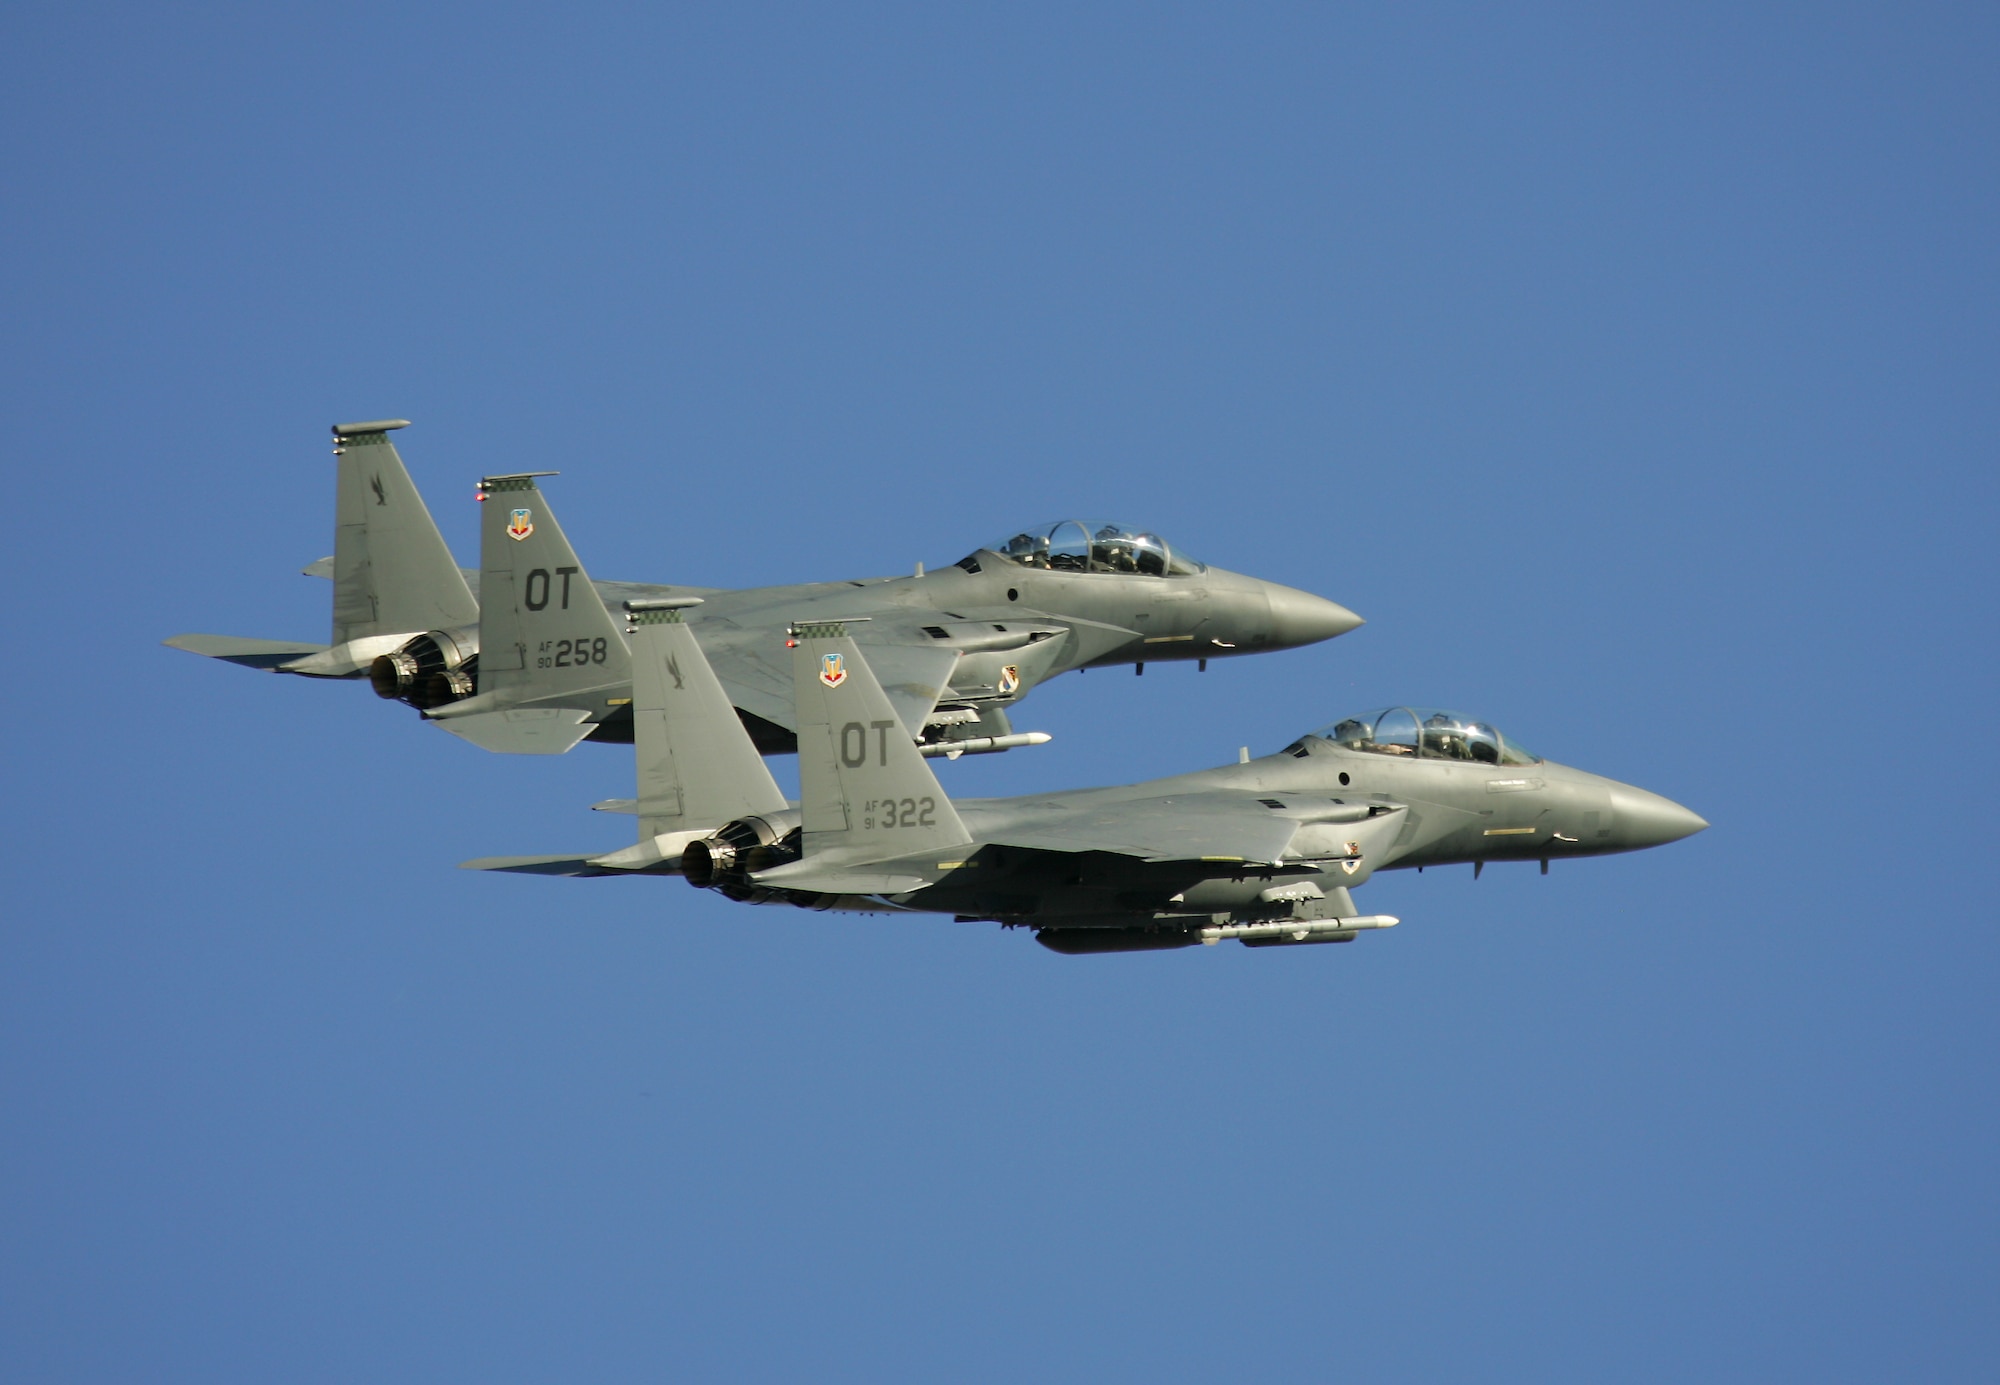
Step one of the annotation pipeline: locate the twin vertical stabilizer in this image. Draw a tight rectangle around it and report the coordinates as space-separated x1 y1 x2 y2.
166 419 477 678
467 611 976 885
787 625 971 864
331 421 477 642
426 473 632 753
469 473 632 702
628 605 787 838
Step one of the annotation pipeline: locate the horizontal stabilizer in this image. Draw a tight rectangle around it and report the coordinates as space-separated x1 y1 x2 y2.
460 854 626 877
164 634 330 671
588 830 713 872
302 556 334 578
279 631 433 678
433 707 594 754
463 827 714 878
750 859 931 896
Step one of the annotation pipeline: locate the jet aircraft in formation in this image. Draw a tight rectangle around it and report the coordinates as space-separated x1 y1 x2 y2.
466 606 1706 953
168 420 1360 755
172 419 1705 954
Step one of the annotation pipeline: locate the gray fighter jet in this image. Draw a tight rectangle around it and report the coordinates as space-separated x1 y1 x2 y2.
466 609 1707 954
167 421 1360 755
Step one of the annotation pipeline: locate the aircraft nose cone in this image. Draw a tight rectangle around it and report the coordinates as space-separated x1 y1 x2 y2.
1608 785 1708 850
1263 584 1364 648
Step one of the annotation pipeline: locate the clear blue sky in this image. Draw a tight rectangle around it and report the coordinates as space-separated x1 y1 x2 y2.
4 4 1995 1380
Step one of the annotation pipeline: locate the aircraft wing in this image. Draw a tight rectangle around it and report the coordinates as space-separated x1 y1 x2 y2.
694 619 963 739
840 641 962 737
976 792 1311 865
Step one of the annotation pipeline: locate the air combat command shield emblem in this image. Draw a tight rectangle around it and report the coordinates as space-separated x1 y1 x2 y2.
819 651 848 688
997 664 1021 696
507 507 534 541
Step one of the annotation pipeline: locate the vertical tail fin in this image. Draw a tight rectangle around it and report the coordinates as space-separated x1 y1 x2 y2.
629 604 787 837
790 624 970 863
330 421 477 642
472 474 632 704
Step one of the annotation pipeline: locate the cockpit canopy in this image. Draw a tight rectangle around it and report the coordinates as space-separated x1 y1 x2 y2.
1306 707 1541 765
973 520 1206 577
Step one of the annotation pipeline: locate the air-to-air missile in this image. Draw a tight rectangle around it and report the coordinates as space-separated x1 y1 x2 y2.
466 606 1706 954
167 420 1361 756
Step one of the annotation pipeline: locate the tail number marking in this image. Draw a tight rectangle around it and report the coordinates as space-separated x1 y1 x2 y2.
859 797 936 830
537 637 608 669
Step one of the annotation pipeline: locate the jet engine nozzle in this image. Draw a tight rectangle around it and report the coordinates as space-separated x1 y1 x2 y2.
369 650 422 700
683 811 804 896
680 836 731 888
366 625 480 709
423 664 477 707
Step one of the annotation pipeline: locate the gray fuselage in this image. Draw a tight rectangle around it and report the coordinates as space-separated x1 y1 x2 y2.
759 731 1705 929
586 551 1359 749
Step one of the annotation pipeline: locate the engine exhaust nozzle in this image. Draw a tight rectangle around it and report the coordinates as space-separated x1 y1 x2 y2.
681 838 733 889
369 651 420 700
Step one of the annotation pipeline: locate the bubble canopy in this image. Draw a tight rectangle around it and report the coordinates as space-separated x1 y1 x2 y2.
976 520 1205 577
1307 708 1541 766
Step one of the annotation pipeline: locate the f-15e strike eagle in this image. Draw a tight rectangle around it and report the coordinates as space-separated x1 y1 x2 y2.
167 420 1361 756
466 606 1707 954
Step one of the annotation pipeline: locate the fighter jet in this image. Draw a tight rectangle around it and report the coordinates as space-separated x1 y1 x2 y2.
166 420 1361 755
465 607 1707 954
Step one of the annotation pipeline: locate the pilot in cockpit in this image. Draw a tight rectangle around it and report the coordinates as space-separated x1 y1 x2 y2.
1311 708 1537 765
1421 712 1504 764
1463 722 1503 764
1423 713 1465 760
1133 532 1167 576
1003 532 1042 567
1092 524 1133 573
982 522 1202 578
